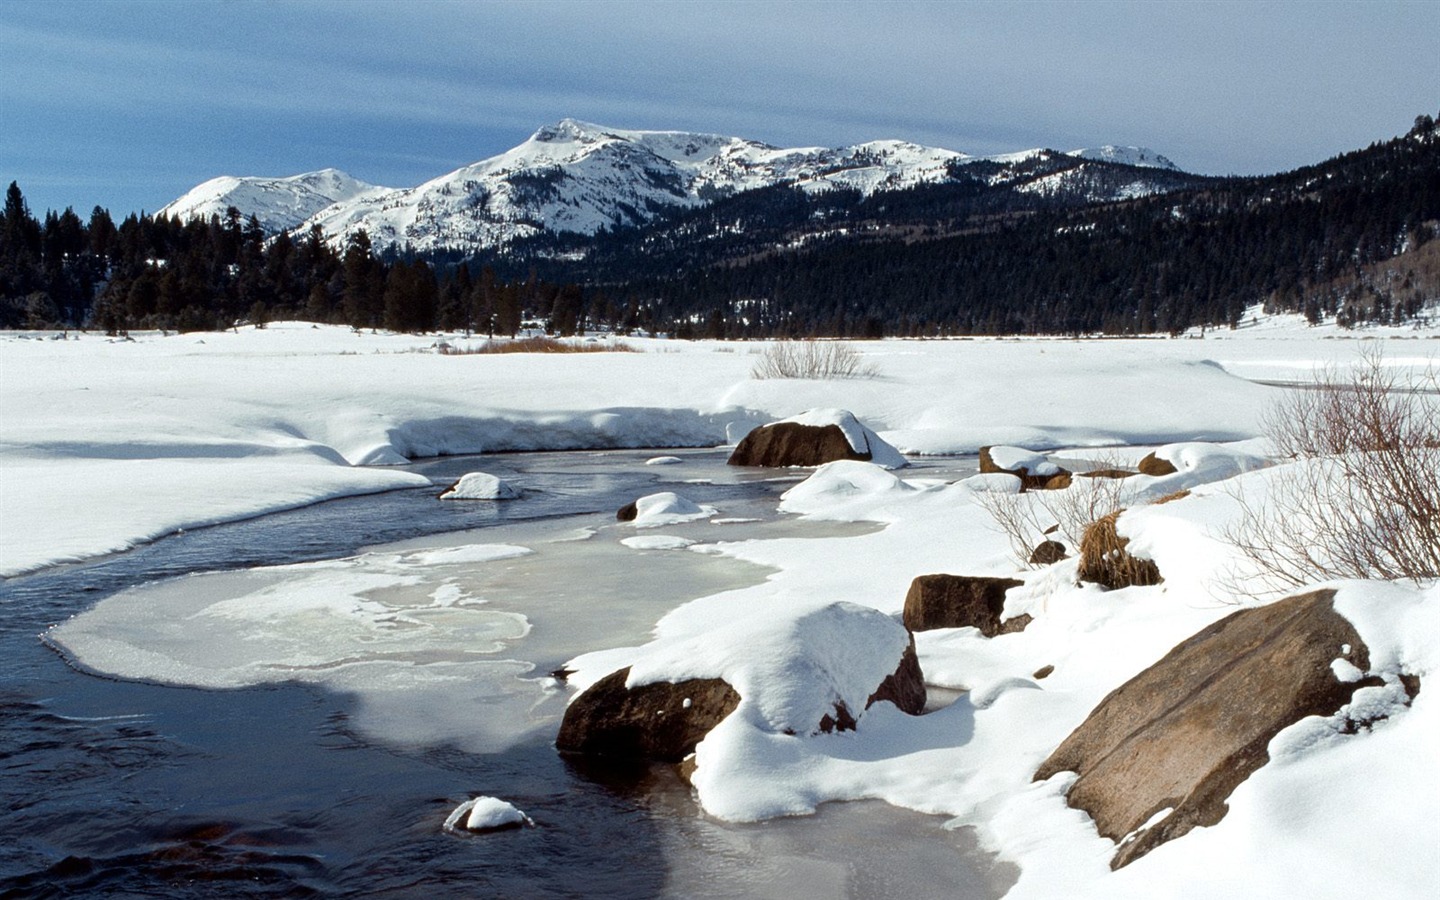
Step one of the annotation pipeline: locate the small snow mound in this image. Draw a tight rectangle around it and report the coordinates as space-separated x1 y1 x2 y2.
629 491 716 527
443 796 534 833
438 472 521 500
621 535 697 551
779 460 915 516
645 456 683 466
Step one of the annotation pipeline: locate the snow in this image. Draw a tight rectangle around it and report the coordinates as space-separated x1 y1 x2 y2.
6 315 1440 898
439 471 521 500
621 535 697 551
443 796 534 833
645 455 684 465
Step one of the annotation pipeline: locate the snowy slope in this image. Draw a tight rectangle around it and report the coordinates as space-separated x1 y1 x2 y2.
1067 146 1178 170
156 169 387 233
162 120 1187 252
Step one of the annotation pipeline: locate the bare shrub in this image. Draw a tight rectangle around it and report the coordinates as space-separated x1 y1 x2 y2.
976 453 1133 569
750 340 880 380
1226 347 1440 587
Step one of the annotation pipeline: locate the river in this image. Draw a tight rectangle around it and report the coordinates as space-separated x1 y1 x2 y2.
0 448 1014 898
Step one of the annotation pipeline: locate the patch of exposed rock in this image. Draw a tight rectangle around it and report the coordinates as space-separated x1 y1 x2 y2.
555 668 742 762
1137 452 1178 476
1034 589 1407 868
902 574 1030 636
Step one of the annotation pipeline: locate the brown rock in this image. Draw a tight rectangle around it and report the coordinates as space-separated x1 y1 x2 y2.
556 668 741 762
1043 472 1073 490
1030 540 1069 565
1078 468 1137 479
559 638 926 760
1034 589 1389 868
1076 511 1163 590
616 501 638 521
1033 664 1055 680
902 574 1027 636
727 422 870 467
1137 452 1178 476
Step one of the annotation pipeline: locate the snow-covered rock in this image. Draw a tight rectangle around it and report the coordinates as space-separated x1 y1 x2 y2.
729 408 907 469
438 472 521 500
617 491 716 527
443 796 534 833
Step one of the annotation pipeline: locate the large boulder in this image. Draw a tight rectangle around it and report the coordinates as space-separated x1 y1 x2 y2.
979 445 1070 490
902 574 1029 636
555 668 742 762
728 409 906 469
557 621 926 762
1034 589 1397 869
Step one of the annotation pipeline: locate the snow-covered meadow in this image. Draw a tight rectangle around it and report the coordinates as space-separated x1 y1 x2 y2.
4 315 1438 897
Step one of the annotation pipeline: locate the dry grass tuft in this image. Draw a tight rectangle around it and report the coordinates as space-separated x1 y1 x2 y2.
1077 511 1164 590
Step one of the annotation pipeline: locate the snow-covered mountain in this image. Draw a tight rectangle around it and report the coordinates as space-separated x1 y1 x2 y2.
161 120 1187 252
156 169 387 234
1067 145 1178 170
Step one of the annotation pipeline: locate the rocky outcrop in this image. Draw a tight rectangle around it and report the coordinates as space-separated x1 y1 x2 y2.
555 668 742 762
1076 511 1162 589
1034 589 1396 868
979 446 1071 490
902 574 1029 636
728 422 871 467
1137 452 1178 476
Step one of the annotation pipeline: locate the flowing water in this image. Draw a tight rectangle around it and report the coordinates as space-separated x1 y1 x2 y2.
1 449 1014 898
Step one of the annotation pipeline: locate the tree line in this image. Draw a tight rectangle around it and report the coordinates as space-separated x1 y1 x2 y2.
4 113 1436 337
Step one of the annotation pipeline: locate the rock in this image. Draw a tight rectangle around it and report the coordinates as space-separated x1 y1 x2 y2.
616 501 638 521
729 422 870 467
728 409 906 468
1029 540 1069 565
979 445 1071 490
1076 511 1162 589
902 574 1028 636
555 667 742 762
557 636 926 761
1137 452 1178 476
1033 664 1055 680
1034 589 1391 868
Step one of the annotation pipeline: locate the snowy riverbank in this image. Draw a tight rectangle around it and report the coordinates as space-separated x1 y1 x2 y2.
4 317 1439 897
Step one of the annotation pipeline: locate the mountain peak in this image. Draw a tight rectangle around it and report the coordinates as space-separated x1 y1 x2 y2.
1067 146 1179 171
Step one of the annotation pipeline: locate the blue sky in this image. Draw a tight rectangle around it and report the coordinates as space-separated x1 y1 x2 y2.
3 0 1437 217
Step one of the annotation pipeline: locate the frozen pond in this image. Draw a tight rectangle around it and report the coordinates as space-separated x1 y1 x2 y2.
7 448 1014 897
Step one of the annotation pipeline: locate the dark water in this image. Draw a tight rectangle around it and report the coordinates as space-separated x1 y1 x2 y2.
0 450 1007 899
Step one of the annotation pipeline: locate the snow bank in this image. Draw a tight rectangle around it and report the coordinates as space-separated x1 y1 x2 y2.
443 796 534 833
7 323 1431 575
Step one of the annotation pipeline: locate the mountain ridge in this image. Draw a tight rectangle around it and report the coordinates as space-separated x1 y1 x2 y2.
157 119 1184 253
